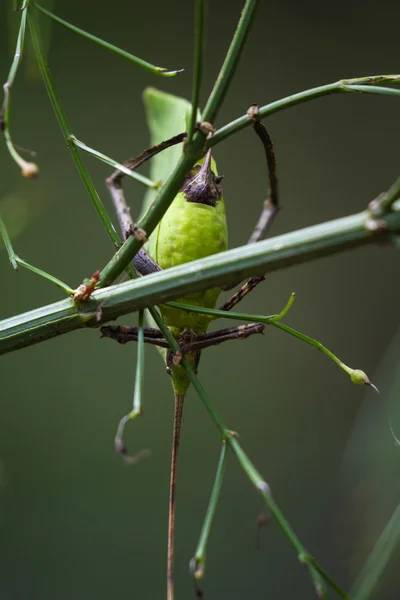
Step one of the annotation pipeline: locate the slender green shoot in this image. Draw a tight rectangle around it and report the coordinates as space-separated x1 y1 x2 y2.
308 556 352 599
32 2 182 76
70 136 158 190
114 311 150 463
202 0 259 125
341 84 400 97
165 291 296 324
187 0 205 144
209 75 400 147
150 307 333 598
14 256 74 294
0 212 18 269
370 175 400 217
1 5 38 178
27 10 126 251
351 503 400 600
98 0 262 285
99 151 199 285
165 294 373 388
190 441 228 584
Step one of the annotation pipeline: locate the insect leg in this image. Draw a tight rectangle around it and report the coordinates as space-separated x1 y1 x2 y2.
220 106 279 308
100 324 169 348
172 323 264 363
105 133 186 276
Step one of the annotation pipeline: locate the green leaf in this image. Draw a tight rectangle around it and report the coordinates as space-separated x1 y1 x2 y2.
140 88 199 217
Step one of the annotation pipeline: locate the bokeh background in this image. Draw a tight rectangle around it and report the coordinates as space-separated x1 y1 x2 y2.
1 0 400 598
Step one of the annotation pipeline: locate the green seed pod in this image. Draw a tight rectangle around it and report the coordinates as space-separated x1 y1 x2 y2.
350 369 370 385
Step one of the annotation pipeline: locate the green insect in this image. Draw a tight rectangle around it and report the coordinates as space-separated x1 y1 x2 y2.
101 88 277 600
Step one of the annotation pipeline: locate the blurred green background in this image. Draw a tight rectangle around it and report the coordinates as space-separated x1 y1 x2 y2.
1 1 400 598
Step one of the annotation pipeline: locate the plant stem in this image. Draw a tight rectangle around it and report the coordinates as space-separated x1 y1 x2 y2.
310 557 352 600
350 503 400 600
32 2 182 76
70 136 158 189
202 0 259 125
99 151 198 285
191 441 228 581
0 212 18 270
1 4 34 176
209 75 400 147
1 204 399 355
152 312 332 598
187 0 204 144
27 10 123 249
99 0 260 286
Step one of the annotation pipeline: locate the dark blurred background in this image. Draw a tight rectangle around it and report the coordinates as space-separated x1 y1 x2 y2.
1 1 400 598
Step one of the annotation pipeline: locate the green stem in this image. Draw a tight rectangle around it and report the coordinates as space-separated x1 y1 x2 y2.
310 557 352 600
98 0 262 286
32 2 182 76
1 5 36 176
202 0 259 125
341 84 400 97
191 441 228 581
187 0 204 144
0 212 18 269
14 256 74 294
152 311 328 597
1 204 399 355
70 136 158 189
99 150 199 285
209 76 400 147
351 503 400 600
370 175 400 216
27 10 123 249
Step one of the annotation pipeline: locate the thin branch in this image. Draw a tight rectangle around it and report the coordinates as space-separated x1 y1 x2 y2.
151 310 331 598
0 207 400 354
99 0 260 286
27 10 125 250
209 75 400 147
1 5 38 177
32 2 182 76
350 503 400 600
70 136 158 190
0 203 399 355
187 0 205 144
190 441 228 585
202 0 259 125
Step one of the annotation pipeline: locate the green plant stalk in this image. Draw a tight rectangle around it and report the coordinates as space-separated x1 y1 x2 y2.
209 75 400 147
14 256 74 294
99 0 260 286
27 10 123 250
0 212 18 269
1 204 399 355
308 556 352 600
32 2 181 76
187 0 204 144
115 309 146 455
371 174 400 216
201 0 259 124
341 84 400 97
151 309 331 598
2 4 31 174
191 441 228 580
70 136 158 189
351 503 400 600
97 72 400 286
166 295 361 381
